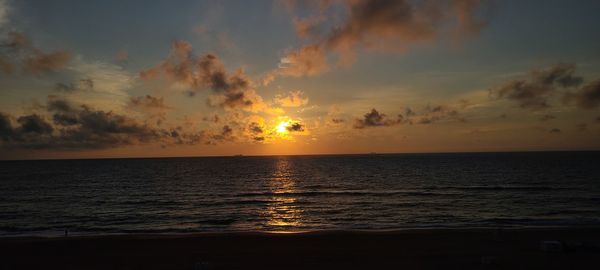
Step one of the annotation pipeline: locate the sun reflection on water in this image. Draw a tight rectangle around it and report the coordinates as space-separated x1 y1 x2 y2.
263 157 304 230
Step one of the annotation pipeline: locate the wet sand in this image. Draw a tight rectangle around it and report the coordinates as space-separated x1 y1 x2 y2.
1 228 599 269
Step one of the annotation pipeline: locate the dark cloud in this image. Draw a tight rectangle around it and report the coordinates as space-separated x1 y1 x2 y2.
402 104 463 125
0 97 202 149
0 113 55 149
17 114 54 134
563 79 600 109
210 125 234 142
140 41 264 111
539 114 556 122
1 31 72 75
490 63 583 110
128 95 170 110
354 104 462 129
286 122 305 132
248 122 263 134
353 109 400 129
246 122 267 142
549 128 561 133
0 113 14 140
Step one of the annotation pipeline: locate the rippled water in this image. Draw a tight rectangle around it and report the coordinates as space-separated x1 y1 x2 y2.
1 152 599 236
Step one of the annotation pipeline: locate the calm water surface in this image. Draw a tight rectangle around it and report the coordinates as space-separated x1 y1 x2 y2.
1 152 599 236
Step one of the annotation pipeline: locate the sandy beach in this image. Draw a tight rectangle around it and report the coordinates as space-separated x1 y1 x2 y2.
1 228 599 269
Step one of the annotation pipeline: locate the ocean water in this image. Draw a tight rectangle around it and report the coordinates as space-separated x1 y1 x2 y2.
1 152 599 236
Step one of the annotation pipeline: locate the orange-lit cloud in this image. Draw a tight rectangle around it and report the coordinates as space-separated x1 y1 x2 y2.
140 41 266 112
1 31 72 75
270 0 487 81
274 90 309 107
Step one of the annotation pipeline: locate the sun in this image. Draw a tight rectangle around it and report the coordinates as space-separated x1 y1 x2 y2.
276 121 290 134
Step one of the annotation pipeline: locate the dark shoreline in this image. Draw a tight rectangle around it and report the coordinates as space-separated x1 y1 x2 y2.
2 228 599 269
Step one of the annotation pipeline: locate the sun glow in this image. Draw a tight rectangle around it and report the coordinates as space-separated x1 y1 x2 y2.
276 121 290 133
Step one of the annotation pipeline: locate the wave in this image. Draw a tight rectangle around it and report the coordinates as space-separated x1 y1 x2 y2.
421 185 576 191
235 190 462 198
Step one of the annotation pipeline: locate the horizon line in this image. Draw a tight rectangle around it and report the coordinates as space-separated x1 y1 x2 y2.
1 149 599 162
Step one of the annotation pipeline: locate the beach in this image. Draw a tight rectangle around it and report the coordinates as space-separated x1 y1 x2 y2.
2 228 599 269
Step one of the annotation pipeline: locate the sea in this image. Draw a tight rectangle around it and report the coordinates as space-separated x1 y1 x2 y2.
1 151 599 236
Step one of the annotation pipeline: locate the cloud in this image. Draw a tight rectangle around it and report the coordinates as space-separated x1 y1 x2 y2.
0 112 13 140
539 114 556 122
418 104 461 124
490 63 583 110
395 104 463 125
276 44 329 77
274 90 309 107
140 41 266 112
353 108 400 129
54 78 94 93
24 50 72 74
271 0 487 80
127 95 171 125
248 121 263 134
1 32 72 75
549 128 561 133
128 95 170 110
17 114 54 134
244 118 269 142
0 55 12 74
0 97 203 149
286 122 305 132
209 125 234 142
352 105 463 129
116 49 129 64
0 0 9 28
52 59 134 113
563 79 600 109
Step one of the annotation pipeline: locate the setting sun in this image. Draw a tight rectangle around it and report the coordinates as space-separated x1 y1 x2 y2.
276 121 290 134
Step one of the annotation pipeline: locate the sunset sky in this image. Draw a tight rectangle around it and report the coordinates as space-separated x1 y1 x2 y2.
1 0 599 159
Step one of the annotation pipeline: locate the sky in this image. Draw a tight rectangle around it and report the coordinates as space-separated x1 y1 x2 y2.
1 0 599 159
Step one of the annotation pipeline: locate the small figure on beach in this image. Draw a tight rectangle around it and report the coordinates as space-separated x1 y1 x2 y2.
64 229 68 237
